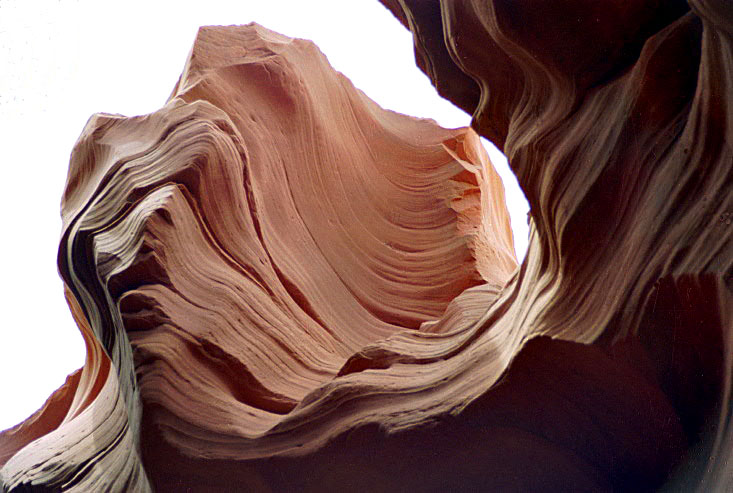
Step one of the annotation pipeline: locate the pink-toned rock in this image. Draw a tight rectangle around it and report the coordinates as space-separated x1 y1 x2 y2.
1 24 517 491
2 0 731 488
381 0 732 490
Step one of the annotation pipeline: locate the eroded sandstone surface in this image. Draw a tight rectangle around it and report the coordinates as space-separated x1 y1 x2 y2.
379 0 732 489
1 2 731 490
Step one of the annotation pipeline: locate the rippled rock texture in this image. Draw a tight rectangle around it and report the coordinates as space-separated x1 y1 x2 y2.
1 1 731 490
0 24 518 491
380 0 733 490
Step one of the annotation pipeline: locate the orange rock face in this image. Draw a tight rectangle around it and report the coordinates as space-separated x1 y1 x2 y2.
2 2 731 489
1 24 518 491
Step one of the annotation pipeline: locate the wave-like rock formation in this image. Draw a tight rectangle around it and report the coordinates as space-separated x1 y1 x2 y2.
379 0 733 489
1 1 731 489
0 24 517 491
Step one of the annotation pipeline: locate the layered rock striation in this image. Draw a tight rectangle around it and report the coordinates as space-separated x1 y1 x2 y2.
1 24 518 491
2 1 731 489
380 0 733 489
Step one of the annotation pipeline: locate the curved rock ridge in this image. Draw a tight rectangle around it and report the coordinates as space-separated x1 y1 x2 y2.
2 2 731 487
381 0 732 490
1 24 520 491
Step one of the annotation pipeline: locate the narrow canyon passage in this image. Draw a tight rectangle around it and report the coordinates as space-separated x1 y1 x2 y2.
1 1 731 491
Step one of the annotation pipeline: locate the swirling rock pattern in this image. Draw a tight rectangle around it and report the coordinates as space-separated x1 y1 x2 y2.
1 0 731 488
0 24 518 491
380 0 732 490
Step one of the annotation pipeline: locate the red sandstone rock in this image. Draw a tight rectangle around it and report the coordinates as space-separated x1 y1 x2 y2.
1 24 518 491
380 0 733 490
2 1 731 489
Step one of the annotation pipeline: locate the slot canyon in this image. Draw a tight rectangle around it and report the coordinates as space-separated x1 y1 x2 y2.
1 1 731 491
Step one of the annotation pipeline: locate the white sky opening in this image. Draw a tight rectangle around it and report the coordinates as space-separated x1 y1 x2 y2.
0 0 529 431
